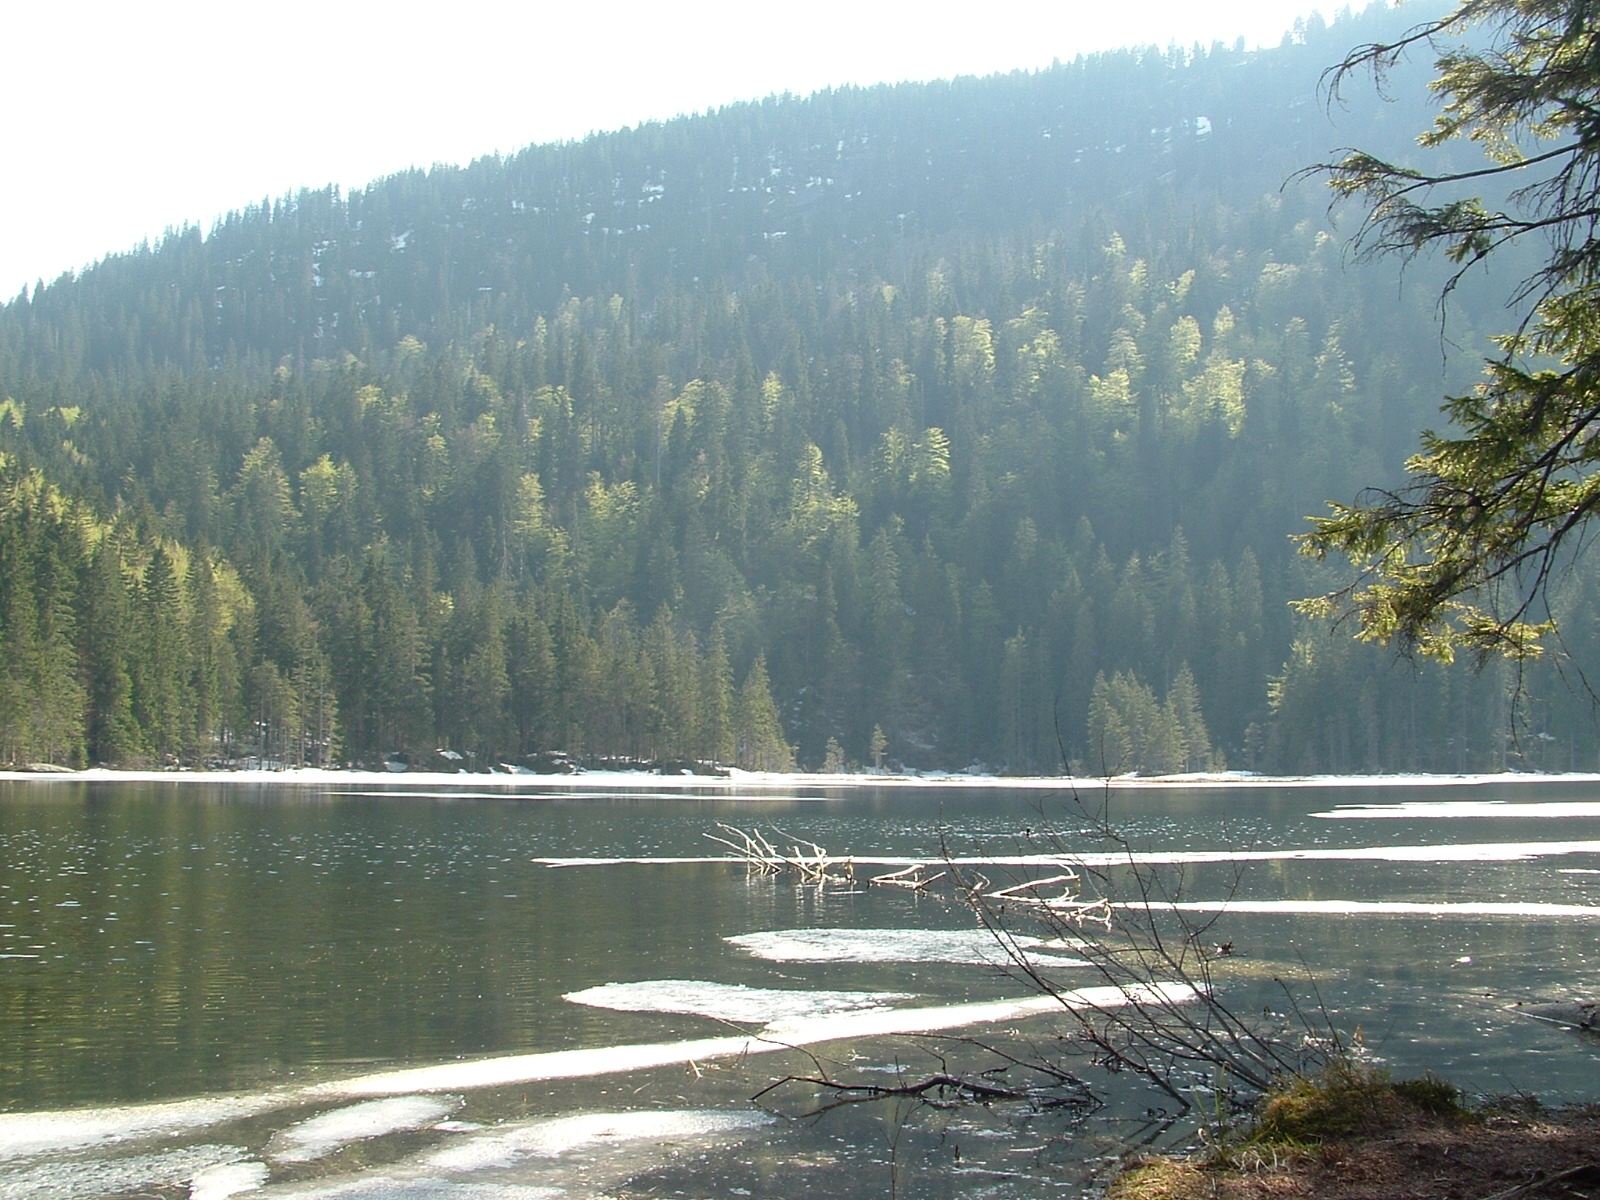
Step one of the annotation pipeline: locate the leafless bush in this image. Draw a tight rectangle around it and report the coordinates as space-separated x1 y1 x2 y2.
954 788 1342 1114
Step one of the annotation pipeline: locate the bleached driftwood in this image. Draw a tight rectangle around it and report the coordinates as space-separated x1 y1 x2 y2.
704 823 785 873
989 870 1080 899
988 871 1112 927
704 824 856 886
869 863 947 890
701 824 1102 921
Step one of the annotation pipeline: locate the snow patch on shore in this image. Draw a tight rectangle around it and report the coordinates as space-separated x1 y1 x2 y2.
8 766 1600 793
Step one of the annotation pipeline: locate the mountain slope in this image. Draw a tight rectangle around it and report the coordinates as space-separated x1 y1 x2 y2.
4 4 1581 774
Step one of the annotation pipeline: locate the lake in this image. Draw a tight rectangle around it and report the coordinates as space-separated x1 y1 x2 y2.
1 773 1597 1199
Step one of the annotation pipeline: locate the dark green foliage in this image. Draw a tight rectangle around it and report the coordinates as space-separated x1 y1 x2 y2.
3 4 1596 772
0 466 86 765
1304 0 1600 660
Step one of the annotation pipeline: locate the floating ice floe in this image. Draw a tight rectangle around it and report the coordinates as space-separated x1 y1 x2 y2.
1315 800 1600 820
726 927 1091 965
255 1110 770 1197
0 1092 293 1160
189 1159 270 1200
316 985 1189 1098
0 988 1196 1179
564 979 914 1023
536 839 1600 869
0 1142 247 1200
426 1109 772 1172
1134 899 1600 918
269 1095 461 1163
258 1177 564 1197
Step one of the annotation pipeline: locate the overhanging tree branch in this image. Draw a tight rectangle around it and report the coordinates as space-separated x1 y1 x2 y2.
1302 0 1600 661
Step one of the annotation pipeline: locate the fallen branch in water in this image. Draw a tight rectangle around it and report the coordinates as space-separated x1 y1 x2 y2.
986 871 1114 927
703 823 857 886
753 1067 1098 1118
870 863 946 890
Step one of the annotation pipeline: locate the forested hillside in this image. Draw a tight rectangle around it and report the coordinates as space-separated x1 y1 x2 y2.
1 4 1589 775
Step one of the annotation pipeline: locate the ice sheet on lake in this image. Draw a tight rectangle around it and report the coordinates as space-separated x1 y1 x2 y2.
1135 899 1600 917
726 927 1092 965
0 1142 246 1200
537 839 1600 869
269 1095 461 1162
564 979 914 1023
0 1092 293 1160
312 1034 760 1097
1315 800 1600 819
256 1110 769 1197
0 985 1195 1190
316 985 1186 1098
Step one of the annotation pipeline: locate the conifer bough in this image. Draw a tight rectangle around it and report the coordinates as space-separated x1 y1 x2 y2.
1301 0 1600 661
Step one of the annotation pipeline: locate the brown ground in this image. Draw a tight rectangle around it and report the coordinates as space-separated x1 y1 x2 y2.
1109 1108 1600 1200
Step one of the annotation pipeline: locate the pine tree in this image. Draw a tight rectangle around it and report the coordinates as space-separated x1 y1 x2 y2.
736 656 794 772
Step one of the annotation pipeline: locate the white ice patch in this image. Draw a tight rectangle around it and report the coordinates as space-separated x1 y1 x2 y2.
18 766 1600 790
537 840 1600 869
0 1093 292 1160
190 1159 270 1200
1136 899 1600 918
0 1143 246 1200
1245 840 1600 862
314 1035 763 1097
262 1179 561 1197
269 1096 460 1163
259 1112 767 1196
726 927 1090 965
563 979 913 1023
426 1109 771 1171
1315 800 1600 820
316 985 1187 1099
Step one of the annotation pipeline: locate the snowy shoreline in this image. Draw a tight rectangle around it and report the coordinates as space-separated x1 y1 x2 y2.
2 766 1599 790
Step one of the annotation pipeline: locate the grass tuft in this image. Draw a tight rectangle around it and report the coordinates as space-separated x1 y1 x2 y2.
1106 1065 1471 1198
1251 1063 1464 1145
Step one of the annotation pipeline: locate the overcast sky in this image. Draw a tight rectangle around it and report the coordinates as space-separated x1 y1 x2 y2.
5 0 1339 296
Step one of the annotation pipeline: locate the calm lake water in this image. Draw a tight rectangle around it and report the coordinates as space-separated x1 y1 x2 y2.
1 775 1597 1198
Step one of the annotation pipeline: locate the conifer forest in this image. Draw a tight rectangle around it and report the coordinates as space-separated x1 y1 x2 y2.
2 4 1589 776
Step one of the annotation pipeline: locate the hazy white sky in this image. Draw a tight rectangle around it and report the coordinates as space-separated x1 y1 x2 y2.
5 0 1337 296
